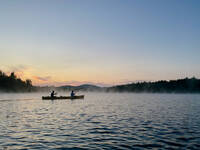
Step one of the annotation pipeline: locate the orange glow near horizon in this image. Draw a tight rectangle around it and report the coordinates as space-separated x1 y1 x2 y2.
5 70 130 87
2 64 198 87
3 67 117 87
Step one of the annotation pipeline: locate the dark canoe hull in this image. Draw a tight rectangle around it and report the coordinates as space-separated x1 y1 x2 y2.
42 95 84 100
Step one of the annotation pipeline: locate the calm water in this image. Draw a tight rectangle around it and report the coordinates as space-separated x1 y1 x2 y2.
0 92 200 149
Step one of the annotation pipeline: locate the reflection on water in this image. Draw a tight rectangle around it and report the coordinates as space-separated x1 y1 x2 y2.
0 92 200 149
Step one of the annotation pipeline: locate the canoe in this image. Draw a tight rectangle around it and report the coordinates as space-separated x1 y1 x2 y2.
42 95 84 100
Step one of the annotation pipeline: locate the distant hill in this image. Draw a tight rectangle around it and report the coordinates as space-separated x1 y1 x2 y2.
106 77 200 93
57 84 102 91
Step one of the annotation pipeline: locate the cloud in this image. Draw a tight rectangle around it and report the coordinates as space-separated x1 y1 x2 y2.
33 76 51 82
8 65 29 72
1 64 32 79
2 65 28 73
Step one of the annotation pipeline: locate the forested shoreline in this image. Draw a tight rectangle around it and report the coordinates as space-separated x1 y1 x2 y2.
107 77 200 93
0 71 34 92
1 70 200 93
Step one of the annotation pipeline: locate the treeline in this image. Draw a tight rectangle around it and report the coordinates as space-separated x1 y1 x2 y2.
107 77 200 93
1 69 200 93
0 70 34 92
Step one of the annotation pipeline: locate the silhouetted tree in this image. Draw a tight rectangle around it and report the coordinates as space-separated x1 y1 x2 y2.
10 72 16 79
0 70 33 92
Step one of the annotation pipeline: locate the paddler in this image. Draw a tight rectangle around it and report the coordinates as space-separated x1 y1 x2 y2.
50 90 56 98
71 90 75 97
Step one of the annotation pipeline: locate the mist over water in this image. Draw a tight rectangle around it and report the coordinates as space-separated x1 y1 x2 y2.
0 92 200 149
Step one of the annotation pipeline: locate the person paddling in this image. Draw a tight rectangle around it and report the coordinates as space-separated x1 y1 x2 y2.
50 90 56 98
71 90 75 97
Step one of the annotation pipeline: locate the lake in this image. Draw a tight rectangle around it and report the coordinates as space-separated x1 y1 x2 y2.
0 92 200 149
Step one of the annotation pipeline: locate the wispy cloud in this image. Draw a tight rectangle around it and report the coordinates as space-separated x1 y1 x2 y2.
33 76 51 82
7 65 29 72
2 64 32 79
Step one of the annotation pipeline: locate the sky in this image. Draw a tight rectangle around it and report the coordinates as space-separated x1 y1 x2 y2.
0 0 200 86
